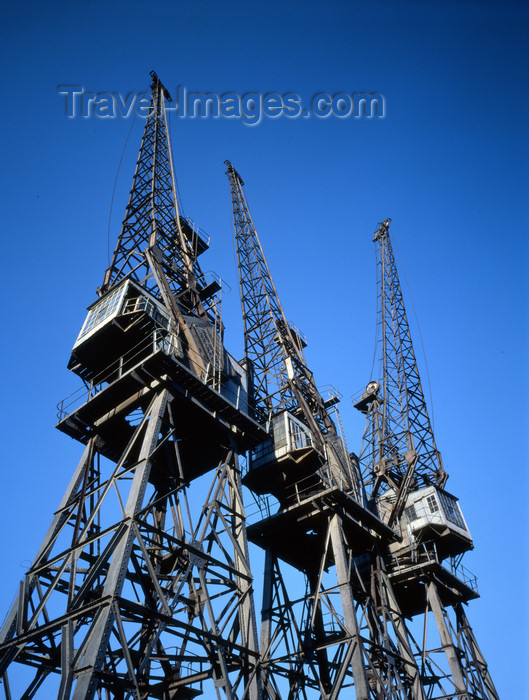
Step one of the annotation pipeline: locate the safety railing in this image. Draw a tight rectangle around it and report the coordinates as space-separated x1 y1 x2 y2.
244 492 280 524
446 557 478 592
288 320 307 349
180 215 211 251
57 325 173 420
57 324 255 422
150 651 205 691
319 384 342 406
387 542 478 593
243 463 366 526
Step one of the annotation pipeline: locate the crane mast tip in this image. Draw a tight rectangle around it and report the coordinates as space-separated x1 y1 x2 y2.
149 70 172 102
373 217 392 241
225 159 245 185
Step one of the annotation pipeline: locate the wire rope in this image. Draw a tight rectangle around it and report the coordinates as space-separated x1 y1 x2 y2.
107 111 138 267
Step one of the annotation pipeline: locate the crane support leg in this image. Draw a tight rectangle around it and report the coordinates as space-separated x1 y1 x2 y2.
426 581 468 697
328 515 370 700
71 390 169 699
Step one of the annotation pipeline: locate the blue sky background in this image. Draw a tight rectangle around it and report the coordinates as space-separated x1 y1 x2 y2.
1 0 527 696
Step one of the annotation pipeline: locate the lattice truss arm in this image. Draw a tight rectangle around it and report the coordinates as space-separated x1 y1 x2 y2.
103 74 187 293
225 161 363 500
225 160 296 417
0 391 260 699
101 72 220 332
359 219 447 497
225 159 333 425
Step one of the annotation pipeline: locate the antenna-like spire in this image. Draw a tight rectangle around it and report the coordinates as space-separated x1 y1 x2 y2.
102 71 195 304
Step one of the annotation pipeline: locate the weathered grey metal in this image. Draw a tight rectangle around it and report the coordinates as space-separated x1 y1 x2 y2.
358 218 446 502
355 218 499 699
226 165 427 698
70 390 171 699
426 581 467 694
0 73 262 699
328 515 370 700
225 160 363 501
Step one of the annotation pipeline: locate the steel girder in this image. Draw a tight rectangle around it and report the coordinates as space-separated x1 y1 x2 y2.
356 219 498 699
0 390 262 699
256 515 426 700
358 219 446 500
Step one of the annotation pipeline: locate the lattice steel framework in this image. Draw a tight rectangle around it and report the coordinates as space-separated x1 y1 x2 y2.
358 219 447 508
225 160 356 485
226 163 433 699
0 73 262 700
355 219 499 699
103 73 191 300
224 161 290 418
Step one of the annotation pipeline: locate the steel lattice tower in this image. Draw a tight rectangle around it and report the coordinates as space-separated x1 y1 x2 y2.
355 218 499 699
0 73 265 699
226 162 432 699
0 70 499 699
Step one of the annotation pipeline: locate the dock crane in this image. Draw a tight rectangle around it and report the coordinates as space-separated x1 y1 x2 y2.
226 163 427 699
355 218 499 699
0 73 264 700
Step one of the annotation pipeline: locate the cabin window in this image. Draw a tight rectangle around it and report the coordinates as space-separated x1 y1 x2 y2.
438 491 466 530
426 494 439 514
272 415 288 451
405 504 418 522
290 419 311 450
79 285 126 339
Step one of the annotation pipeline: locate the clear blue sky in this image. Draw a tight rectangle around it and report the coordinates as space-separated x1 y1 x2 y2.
1 1 527 697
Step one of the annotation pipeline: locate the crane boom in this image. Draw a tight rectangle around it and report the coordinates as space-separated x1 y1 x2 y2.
356 218 446 515
225 159 363 498
355 218 499 699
